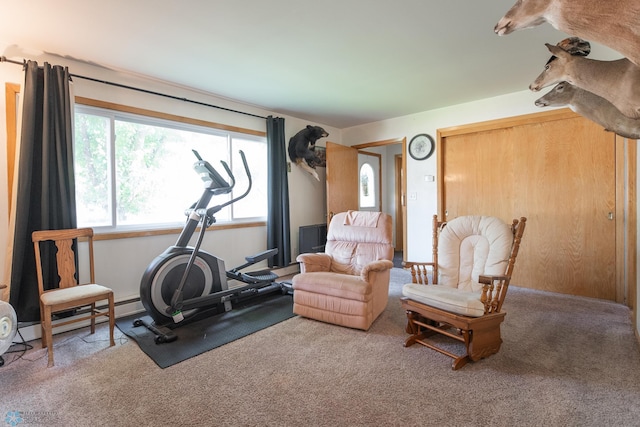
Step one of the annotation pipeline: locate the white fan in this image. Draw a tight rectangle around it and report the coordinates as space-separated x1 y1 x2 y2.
0 300 18 366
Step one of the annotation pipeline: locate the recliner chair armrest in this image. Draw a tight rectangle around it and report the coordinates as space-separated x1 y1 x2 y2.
296 253 332 273
360 259 394 282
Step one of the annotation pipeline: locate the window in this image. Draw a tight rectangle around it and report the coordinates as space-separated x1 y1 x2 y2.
74 103 267 231
359 163 375 208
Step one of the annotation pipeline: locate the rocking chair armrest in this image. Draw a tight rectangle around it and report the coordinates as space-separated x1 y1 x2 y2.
478 275 511 314
478 275 509 284
403 261 436 285
360 260 394 283
296 252 332 273
402 261 435 268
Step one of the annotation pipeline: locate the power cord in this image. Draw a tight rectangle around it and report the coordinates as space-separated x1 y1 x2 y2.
0 329 32 367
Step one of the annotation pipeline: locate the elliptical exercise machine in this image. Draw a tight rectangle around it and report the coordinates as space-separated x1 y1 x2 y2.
137 150 286 343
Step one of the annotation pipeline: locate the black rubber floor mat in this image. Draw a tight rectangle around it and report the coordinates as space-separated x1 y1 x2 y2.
116 294 295 368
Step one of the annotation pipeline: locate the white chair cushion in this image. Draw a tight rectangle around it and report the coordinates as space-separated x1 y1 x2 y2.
402 283 485 317
438 216 512 292
40 284 112 306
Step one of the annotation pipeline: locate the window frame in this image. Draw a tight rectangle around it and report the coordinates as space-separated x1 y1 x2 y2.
74 97 269 235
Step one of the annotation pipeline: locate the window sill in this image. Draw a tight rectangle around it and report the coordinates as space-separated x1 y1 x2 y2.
93 220 267 241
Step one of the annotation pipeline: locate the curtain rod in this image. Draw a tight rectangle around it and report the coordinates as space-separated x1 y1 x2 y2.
0 56 268 120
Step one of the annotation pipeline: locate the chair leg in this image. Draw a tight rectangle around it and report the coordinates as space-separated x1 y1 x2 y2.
452 330 472 370
404 311 437 347
405 310 419 334
108 293 115 347
43 306 54 367
40 323 47 349
40 303 47 348
90 302 96 334
404 310 422 346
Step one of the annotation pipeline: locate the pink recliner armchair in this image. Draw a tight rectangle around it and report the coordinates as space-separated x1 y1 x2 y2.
292 210 394 330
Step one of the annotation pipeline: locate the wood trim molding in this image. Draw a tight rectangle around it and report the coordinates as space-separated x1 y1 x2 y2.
75 96 266 137
352 137 404 150
5 83 20 211
438 108 578 138
93 220 266 241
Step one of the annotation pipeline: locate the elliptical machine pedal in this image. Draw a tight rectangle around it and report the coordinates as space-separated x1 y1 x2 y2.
279 281 294 295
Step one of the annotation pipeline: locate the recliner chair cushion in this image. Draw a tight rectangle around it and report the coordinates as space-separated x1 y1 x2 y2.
293 272 373 302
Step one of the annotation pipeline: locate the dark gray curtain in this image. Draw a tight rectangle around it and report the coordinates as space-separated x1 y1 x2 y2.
9 61 76 322
266 116 291 267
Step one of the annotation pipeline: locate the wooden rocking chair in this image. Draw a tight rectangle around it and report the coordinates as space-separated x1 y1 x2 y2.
401 215 526 370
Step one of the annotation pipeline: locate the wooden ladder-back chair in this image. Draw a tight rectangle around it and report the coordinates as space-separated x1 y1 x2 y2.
32 228 115 367
401 215 526 370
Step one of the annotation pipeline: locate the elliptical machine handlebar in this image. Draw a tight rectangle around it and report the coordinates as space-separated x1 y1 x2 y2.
175 150 251 248
205 150 252 217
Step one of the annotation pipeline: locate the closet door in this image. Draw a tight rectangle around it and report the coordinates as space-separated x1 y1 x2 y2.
441 111 617 301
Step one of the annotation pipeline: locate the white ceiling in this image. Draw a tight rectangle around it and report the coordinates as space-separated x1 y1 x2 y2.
0 0 622 129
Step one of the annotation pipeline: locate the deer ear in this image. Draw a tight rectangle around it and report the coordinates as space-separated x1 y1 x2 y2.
546 43 566 57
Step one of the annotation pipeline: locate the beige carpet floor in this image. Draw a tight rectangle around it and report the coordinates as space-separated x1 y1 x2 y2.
1 268 639 426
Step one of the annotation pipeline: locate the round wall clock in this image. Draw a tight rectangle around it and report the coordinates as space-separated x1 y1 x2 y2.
408 133 435 161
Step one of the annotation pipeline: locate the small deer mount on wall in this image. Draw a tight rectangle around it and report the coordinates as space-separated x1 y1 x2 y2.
495 0 640 67
533 38 640 139
496 1 640 138
530 43 640 120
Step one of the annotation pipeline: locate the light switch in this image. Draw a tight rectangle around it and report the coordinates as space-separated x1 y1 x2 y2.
424 175 435 182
